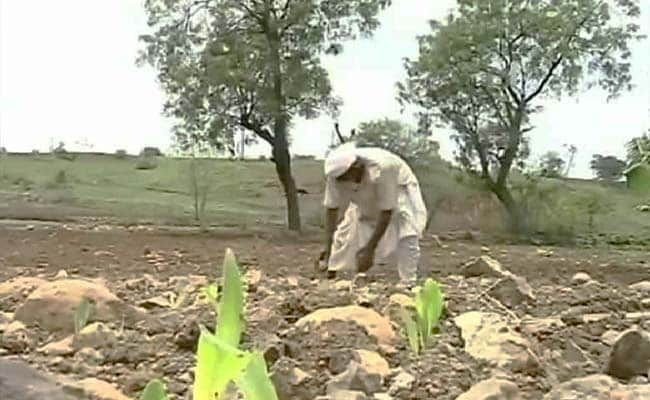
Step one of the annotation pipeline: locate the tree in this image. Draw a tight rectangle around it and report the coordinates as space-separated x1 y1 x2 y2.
398 0 642 232
138 0 391 231
537 151 565 178
563 144 578 176
353 118 440 168
626 131 650 165
590 154 626 181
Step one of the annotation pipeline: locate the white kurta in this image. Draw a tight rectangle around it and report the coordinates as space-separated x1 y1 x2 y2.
323 147 428 279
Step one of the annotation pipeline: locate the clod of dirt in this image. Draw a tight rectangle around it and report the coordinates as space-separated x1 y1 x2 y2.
0 358 76 400
72 322 117 350
326 361 384 395
606 328 650 380
570 272 593 285
462 256 535 307
0 277 46 309
454 311 540 375
270 357 318 400
296 305 396 346
388 369 415 394
542 374 650 399
14 279 147 334
1 320 33 353
38 335 75 356
456 377 521 400
630 280 650 293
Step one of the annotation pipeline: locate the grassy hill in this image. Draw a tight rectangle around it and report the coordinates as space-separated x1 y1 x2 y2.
0 152 648 243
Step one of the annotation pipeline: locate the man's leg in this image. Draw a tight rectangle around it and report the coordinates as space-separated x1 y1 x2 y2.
396 235 420 288
327 206 360 278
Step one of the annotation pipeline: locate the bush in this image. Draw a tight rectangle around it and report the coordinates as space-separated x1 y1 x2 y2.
114 149 128 159
141 147 163 157
135 156 158 170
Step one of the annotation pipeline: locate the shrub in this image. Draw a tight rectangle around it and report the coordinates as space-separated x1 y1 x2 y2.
141 147 163 157
115 149 128 159
135 156 158 170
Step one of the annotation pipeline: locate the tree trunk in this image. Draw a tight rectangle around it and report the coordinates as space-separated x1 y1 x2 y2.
266 12 301 231
492 183 527 234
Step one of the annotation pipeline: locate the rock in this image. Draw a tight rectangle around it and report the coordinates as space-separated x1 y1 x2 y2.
462 256 535 306
244 269 262 292
571 272 593 285
329 390 368 400
601 330 621 346
456 377 521 400
327 362 383 396
388 370 415 394
270 357 317 400
642 299 650 309
77 347 104 364
38 336 75 356
14 279 147 333
0 277 46 300
0 358 77 400
545 374 650 399
373 394 393 400
138 295 172 309
296 306 396 346
606 329 650 380
630 281 650 293
454 311 539 374
383 294 415 325
329 350 390 379
66 378 131 400
1 321 33 353
72 322 117 350
520 317 565 336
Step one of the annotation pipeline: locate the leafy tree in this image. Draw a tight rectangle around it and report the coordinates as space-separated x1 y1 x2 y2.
537 151 565 178
626 131 650 165
398 0 642 232
353 118 440 168
138 0 391 230
590 154 626 181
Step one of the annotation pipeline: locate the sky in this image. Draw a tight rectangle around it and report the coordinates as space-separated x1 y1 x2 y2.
0 1 648 178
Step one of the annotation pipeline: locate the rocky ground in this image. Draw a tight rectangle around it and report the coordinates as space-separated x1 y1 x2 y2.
1 223 649 399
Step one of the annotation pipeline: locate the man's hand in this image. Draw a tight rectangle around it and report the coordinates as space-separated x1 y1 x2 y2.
356 246 374 272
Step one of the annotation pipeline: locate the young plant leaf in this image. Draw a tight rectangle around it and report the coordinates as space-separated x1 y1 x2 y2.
238 352 279 400
73 297 93 334
216 248 244 345
139 379 168 400
400 307 420 354
415 278 444 348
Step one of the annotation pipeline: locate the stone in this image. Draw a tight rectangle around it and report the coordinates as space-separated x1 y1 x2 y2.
77 347 104 364
66 378 131 400
0 277 46 300
454 311 539 374
383 294 415 325
520 317 565 336
0 358 78 400
54 270 69 279
1 321 33 353
373 394 393 400
630 281 650 293
244 269 262 292
38 335 75 356
543 374 620 399
601 330 621 346
14 279 147 333
329 350 390 379
270 357 317 400
456 377 522 400
296 306 396 346
329 390 368 400
388 370 415 394
73 322 117 350
606 329 650 380
571 272 593 285
327 362 383 396
462 256 535 306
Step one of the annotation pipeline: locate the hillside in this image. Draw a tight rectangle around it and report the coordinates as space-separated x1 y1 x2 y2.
0 153 648 242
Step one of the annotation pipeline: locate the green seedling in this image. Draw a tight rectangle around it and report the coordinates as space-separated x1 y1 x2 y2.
73 297 94 334
400 278 445 354
192 248 278 400
139 379 168 400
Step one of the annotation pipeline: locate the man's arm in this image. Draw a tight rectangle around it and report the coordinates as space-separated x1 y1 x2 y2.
365 209 392 251
324 207 339 256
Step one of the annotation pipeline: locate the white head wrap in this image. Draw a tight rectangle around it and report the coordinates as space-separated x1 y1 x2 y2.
324 142 358 178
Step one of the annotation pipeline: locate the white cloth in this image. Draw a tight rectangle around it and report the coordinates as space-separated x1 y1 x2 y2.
324 143 357 178
324 147 428 283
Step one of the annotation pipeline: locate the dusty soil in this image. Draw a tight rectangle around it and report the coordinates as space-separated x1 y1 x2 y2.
1 222 649 399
